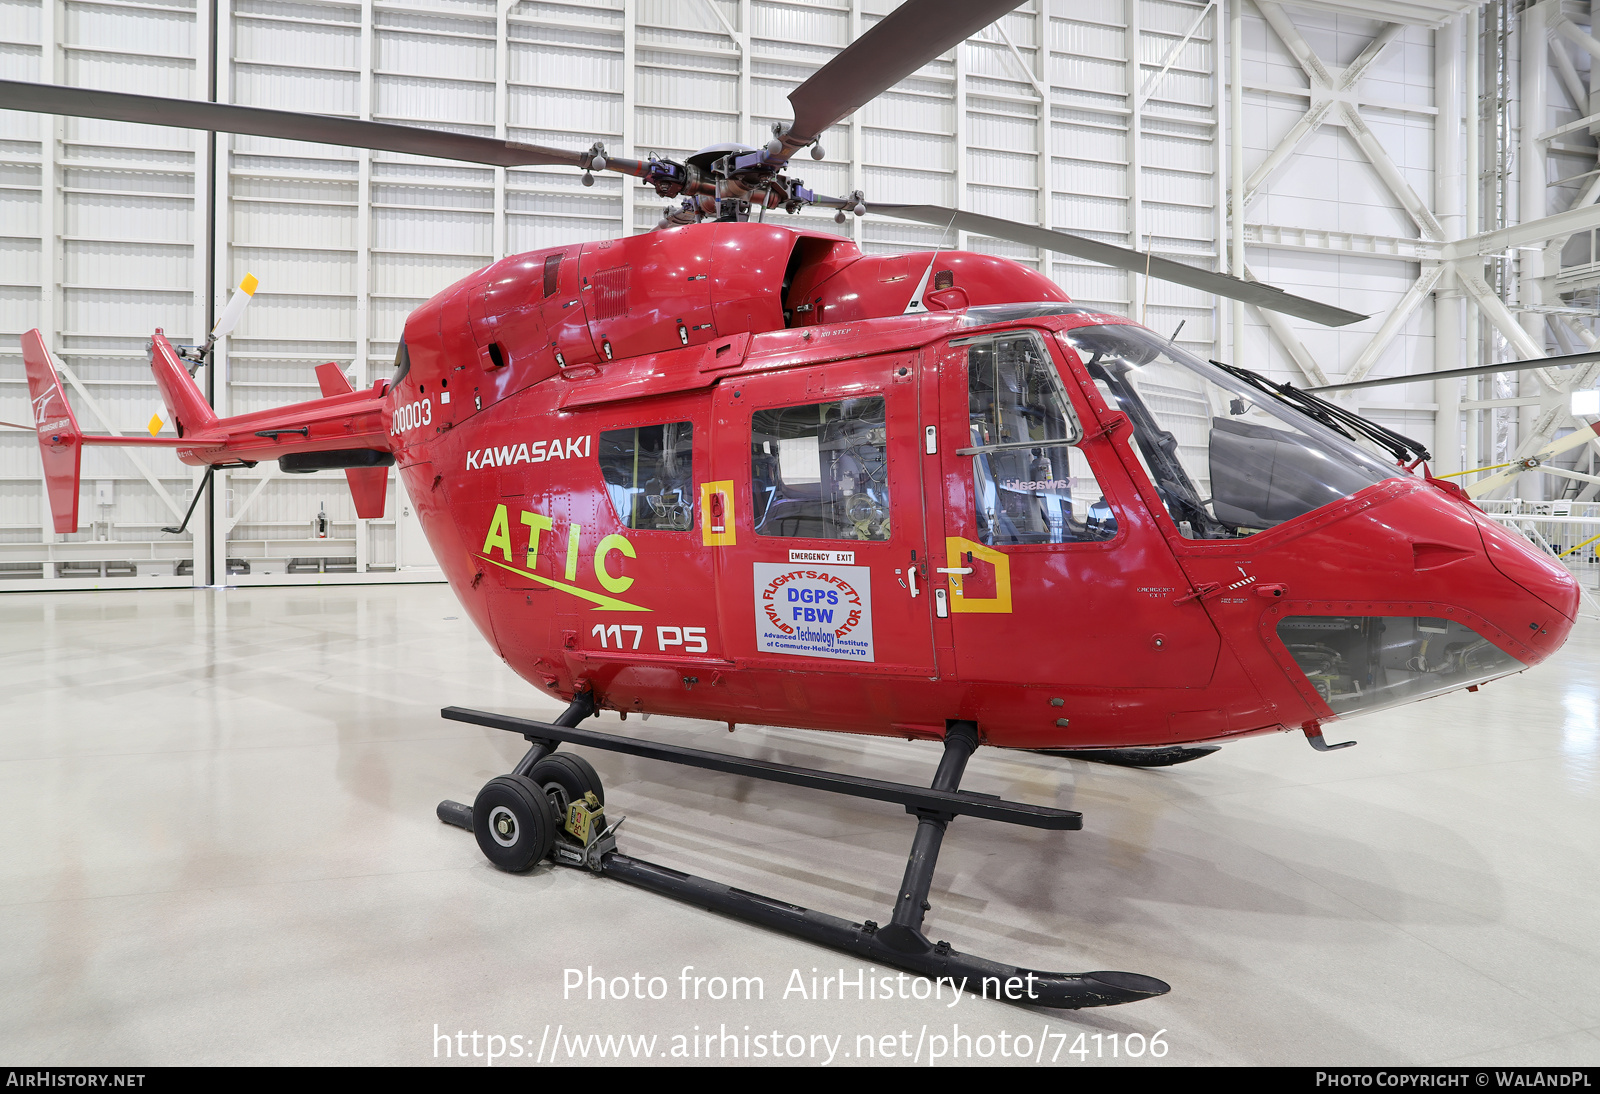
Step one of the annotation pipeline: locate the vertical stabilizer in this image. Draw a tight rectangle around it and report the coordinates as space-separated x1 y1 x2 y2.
149 330 218 436
314 361 388 519
21 329 83 534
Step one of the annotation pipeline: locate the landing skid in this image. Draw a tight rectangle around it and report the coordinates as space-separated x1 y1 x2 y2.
438 700 1170 1010
1035 745 1222 768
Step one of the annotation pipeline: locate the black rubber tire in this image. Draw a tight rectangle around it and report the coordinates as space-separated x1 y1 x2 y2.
527 753 605 821
473 774 556 872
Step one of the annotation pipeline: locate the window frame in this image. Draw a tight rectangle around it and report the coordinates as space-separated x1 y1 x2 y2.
951 329 1084 457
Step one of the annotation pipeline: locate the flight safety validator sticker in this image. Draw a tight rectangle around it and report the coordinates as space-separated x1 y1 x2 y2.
753 563 874 663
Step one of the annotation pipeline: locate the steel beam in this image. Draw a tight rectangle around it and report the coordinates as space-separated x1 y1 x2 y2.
1443 202 1600 260
1345 264 1446 384
1242 264 1330 386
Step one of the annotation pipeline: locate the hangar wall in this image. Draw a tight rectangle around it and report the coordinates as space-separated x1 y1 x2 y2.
0 0 1595 592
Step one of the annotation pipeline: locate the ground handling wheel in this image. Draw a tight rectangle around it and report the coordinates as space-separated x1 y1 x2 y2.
473 774 556 872
527 753 605 820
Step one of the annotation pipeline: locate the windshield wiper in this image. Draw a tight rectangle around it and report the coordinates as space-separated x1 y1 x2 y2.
1086 354 1231 537
1208 360 1431 467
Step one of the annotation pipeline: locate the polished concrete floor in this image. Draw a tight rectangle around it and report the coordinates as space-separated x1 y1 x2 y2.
1 584 1598 1067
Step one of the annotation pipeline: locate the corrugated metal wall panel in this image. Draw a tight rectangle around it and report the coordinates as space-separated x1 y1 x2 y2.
66 192 192 242
376 25 495 83
857 89 953 133
235 16 357 69
64 50 192 98
0 285 40 334
638 68 738 116
235 62 359 115
862 164 953 206
635 106 735 154
65 1 192 54
862 128 954 173
371 251 479 297
234 246 354 295
63 239 192 288
1 235 42 284
237 293 357 341
0 189 41 236
751 2 847 48
232 200 356 248
1051 18 1125 61
375 75 493 126
509 84 620 134
509 39 621 89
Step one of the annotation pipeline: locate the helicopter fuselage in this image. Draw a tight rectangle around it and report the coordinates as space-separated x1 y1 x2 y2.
384 221 1578 749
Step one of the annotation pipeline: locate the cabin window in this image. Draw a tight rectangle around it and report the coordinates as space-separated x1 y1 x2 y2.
597 422 694 531
751 398 890 541
958 331 1116 545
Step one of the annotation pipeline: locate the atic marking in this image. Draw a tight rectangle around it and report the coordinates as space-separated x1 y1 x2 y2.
478 502 648 612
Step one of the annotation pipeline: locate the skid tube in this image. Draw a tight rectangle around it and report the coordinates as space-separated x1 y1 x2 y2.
438 702 1170 1010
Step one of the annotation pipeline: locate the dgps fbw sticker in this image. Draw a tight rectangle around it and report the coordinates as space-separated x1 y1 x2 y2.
753 562 874 663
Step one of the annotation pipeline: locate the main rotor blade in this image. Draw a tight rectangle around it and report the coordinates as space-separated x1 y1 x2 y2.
0 79 585 168
786 0 1024 146
868 203 1368 328
1307 350 1600 392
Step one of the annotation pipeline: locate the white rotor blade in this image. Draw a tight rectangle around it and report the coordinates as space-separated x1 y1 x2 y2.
1466 423 1600 498
212 274 259 340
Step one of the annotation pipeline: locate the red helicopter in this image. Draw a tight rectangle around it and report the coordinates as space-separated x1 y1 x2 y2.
6 0 1583 1010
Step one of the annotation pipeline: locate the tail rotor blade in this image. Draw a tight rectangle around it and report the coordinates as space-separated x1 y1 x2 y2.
866 202 1367 328
212 273 259 341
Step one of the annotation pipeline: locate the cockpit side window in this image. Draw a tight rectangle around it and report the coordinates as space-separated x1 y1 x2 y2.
956 331 1116 545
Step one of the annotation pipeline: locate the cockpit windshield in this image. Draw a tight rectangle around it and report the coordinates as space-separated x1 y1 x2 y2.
1060 323 1407 539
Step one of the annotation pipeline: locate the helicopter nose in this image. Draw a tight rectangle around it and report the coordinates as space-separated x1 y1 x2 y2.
1472 512 1581 625
1256 484 1580 722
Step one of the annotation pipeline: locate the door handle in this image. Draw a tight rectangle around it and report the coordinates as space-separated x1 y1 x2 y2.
907 566 919 598
936 566 972 575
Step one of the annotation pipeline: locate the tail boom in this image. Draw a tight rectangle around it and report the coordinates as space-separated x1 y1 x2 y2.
20 328 395 534
150 333 392 468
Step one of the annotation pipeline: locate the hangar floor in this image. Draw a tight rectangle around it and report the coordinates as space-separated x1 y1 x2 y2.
1 583 1598 1067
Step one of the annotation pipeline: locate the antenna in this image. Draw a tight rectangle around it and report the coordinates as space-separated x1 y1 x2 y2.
903 209 962 315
